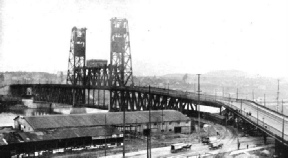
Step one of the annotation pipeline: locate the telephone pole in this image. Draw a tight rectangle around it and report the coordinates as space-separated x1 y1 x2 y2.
277 79 280 112
147 85 151 158
105 114 107 156
197 74 201 142
122 91 126 158
282 100 285 140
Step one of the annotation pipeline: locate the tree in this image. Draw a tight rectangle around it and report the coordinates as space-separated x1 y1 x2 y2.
182 74 188 83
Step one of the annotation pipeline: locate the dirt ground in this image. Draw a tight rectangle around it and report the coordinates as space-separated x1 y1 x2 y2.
51 119 275 158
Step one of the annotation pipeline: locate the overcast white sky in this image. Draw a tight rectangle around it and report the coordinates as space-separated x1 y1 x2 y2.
0 0 287 78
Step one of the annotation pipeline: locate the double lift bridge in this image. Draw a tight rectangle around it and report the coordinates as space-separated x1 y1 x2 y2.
8 18 288 157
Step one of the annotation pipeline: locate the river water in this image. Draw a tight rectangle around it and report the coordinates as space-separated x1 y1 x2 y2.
0 105 108 127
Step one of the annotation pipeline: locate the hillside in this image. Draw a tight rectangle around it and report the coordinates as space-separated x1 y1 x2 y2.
0 71 65 85
137 70 288 101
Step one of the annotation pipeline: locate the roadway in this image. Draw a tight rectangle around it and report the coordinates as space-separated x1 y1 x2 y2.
220 99 288 143
102 126 274 158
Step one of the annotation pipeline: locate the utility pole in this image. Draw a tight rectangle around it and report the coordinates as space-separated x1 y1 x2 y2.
162 103 163 132
197 74 201 142
122 91 126 158
282 100 284 114
147 85 151 158
257 102 259 126
282 100 285 140
237 88 238 100
105 114 107 156
236 118 240 150
277 79 280 112
162 84 169 131
240 99 242 113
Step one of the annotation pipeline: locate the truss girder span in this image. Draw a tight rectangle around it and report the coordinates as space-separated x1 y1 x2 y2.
109 89 197 112
10 84 226 113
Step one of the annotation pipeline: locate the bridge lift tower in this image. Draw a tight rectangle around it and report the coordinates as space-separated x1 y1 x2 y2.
67 27 87 85
110 17 134 87
109 17 134 111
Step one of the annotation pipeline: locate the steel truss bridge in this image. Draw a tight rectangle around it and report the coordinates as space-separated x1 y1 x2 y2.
9 83 220 112
6 18 288 157
8 83 288 149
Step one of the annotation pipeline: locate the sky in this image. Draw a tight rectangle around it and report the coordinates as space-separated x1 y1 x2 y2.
0 0 288 78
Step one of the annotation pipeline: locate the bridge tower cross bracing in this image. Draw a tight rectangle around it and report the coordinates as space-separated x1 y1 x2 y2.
66 27 87 86
110 18 134 87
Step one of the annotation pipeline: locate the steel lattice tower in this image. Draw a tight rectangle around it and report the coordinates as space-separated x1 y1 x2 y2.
110 18 134 87
67 27 87 85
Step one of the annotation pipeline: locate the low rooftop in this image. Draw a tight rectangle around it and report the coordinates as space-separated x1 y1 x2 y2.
3 126 121 144
18 110 190 130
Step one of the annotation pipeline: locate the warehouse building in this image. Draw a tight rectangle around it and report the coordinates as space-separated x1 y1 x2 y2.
6 110 190 157
0 126 123 157
14 110 191 134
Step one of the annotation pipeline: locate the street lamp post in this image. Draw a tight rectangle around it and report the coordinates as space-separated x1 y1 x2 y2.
264 94 266 107
282 100 285 140
277 79 280 112
240 100 242 113
263 117 265 127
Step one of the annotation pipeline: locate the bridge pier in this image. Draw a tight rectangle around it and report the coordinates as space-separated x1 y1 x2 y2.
263 132 267 145
220 106 222 115
275 140 288 158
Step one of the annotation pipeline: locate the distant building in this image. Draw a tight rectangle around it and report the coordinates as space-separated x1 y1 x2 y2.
14 110 191 134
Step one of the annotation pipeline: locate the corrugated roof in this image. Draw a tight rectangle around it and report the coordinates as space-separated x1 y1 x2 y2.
23 110 189 130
